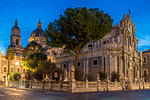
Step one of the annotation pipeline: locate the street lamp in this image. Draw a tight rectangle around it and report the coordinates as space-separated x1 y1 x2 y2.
15 62 19 66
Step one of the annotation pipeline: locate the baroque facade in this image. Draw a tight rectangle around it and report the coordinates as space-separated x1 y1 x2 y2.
55 13 143 82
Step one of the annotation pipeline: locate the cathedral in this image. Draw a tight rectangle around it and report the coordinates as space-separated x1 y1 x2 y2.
54 13 143 82
0 12 143 82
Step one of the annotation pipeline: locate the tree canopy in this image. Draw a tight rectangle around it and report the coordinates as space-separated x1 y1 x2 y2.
6 47 15 74
45 7 113 66
23 41 44 57
22 41 47 72
6 47 15 60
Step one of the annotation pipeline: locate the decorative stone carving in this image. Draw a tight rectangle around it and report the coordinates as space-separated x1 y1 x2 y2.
70 65 76 82
97 73 100 82
64 69 68 82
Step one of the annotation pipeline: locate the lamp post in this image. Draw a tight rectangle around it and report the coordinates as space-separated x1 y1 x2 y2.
13 61 19 86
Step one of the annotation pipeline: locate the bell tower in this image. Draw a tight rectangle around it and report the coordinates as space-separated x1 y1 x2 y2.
9 19 23 56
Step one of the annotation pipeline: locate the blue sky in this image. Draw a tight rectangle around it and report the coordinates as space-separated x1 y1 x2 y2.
0 0 150 53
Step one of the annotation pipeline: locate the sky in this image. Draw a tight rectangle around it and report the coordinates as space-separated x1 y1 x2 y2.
0 0 150 53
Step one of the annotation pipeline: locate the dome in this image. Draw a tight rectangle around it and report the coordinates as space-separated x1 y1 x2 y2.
30 29 44 37
11 19 20 31
30 19 44 37
11 25 20 32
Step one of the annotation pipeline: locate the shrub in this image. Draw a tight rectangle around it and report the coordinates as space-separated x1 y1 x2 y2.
75 67 84 81
52 67 64 81
85 73 95 81
111 71 120 82
14 72 21 81
99 71 107 81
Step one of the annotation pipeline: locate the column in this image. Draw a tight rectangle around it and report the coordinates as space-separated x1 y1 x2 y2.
86 59 89 74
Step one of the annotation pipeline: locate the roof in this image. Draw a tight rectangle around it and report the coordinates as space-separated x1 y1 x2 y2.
30 29 44 37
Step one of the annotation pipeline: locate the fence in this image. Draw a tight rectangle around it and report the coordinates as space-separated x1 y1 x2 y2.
5 79 150 93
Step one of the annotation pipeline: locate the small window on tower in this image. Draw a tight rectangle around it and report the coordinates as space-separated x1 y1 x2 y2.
16 32 19 35
16 39 19 45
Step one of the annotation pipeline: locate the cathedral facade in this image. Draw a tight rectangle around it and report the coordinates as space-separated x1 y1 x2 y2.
0 13 144 82
54 13 143 82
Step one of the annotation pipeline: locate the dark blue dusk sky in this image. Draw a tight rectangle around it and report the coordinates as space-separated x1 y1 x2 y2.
0 0 150 53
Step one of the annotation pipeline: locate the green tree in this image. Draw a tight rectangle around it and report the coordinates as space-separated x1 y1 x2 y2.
33 67 44 81
23 53 47 72
13 72 21 81
22 41 47 72
44 7 113 67
23 41 44 57
6 47 15 75
99 71 107 81
75 67 84 81
111 71 120 82
38 60 57 75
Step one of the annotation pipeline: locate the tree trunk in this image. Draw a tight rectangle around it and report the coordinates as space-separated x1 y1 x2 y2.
74 51 80 67
8 58 11 75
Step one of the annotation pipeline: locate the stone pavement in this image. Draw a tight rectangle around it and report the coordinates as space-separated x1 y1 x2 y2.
0 86 150 100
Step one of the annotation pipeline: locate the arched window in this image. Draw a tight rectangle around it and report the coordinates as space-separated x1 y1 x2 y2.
17 68 19 72
4 67 6 72
23 69 25 73
16 39 19 45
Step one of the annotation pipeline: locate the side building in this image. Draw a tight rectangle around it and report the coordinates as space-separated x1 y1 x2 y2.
142 49 150 81
55 13 143 82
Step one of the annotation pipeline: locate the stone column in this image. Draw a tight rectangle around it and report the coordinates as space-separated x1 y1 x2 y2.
83 59 86 76
68 62 71 79
85 78 88 88
86 59 89 74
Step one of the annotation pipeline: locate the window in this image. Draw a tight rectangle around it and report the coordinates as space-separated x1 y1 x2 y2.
17 68 19 72
144 58 147 63
63 64 67 69
4 67 6 72
93 59 98 66
11 68 14 73
110 38 112 42
16 39 19 45
77 62 80 67
16 32 19 35
23 69 25 73
103 41 107 44
144 70 147 76
88 44 92 48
